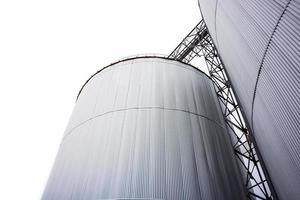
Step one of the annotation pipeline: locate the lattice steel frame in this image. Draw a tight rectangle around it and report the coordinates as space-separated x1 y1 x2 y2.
169 20 276 200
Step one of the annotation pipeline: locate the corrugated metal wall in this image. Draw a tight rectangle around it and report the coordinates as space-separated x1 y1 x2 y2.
198 0 300 199
42 57 246 200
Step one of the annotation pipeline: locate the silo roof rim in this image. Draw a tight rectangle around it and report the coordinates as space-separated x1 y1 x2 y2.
76 55 211 101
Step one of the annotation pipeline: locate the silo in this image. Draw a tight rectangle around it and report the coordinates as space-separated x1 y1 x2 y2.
42 57 246 200
198 0 300 199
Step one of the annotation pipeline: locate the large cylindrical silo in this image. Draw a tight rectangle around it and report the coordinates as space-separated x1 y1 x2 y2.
198 0 300 199
43 57 246 200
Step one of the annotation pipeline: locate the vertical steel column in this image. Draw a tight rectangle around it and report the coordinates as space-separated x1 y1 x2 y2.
169 20 276 200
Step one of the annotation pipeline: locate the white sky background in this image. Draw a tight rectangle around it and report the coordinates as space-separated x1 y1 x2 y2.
0 0 202 199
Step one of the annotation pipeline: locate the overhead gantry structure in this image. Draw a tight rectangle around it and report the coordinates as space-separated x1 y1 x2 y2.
169 20 277 200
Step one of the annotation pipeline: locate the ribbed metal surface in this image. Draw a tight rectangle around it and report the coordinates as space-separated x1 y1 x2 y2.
198 0 300 199
42 57 246 200
197 0 217 44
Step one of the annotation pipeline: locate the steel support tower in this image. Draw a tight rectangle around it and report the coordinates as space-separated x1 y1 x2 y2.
169 20 276 200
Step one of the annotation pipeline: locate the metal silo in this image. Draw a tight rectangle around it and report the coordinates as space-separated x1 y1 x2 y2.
42 57 246 200
198 0 300 199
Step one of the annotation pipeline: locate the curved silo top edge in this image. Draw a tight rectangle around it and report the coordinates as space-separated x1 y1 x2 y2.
76 56 211 101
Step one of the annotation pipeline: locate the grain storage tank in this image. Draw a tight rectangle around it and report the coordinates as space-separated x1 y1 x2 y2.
198 0 300 199
42 57 246 200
